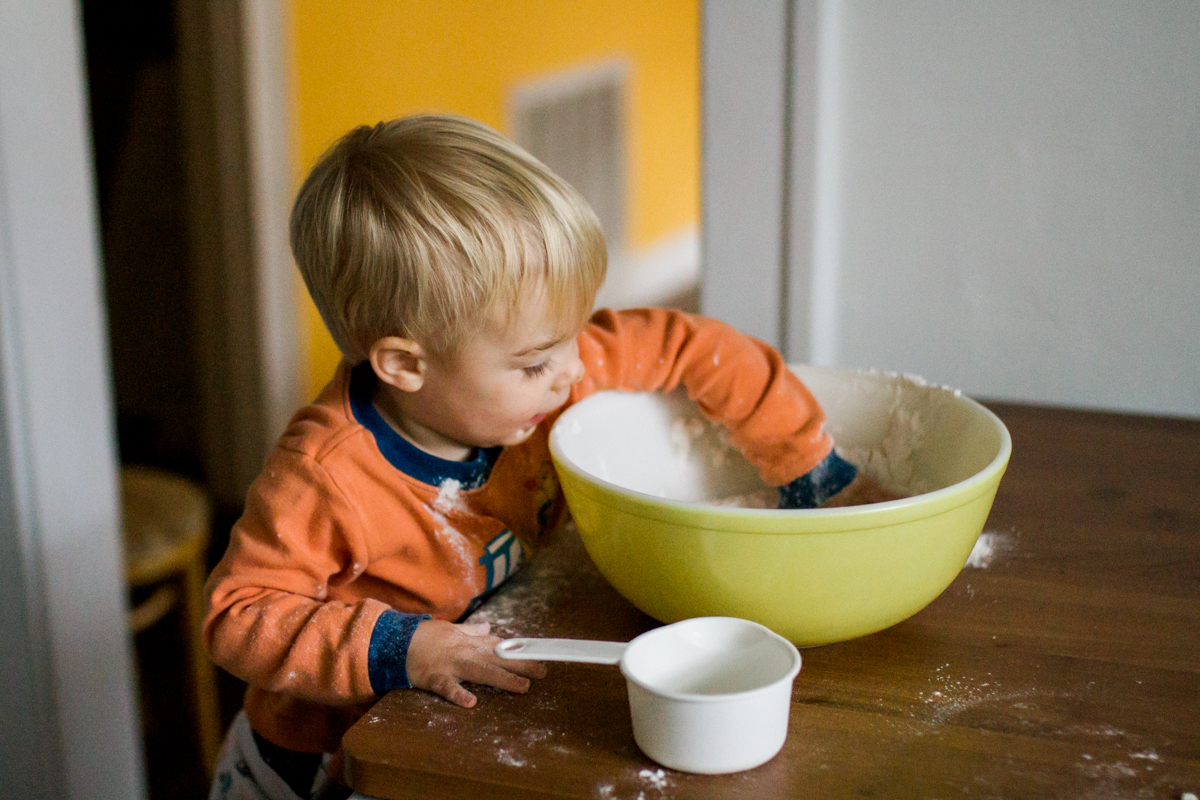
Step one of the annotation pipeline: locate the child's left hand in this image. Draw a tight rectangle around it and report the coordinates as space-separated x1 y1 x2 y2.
821 473 902 508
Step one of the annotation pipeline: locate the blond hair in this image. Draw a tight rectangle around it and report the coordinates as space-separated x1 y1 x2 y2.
290 114 608 363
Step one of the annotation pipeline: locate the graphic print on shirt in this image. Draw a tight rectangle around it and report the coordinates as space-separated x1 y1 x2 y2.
479 529 525 592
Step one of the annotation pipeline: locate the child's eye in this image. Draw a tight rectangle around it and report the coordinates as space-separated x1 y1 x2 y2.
522 361 550 378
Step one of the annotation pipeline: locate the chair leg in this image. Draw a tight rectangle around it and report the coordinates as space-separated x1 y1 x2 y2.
182 555 223 775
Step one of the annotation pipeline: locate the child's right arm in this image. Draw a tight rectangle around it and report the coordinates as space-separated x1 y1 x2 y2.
574 308 900 508
575 308 833 488
204 449 542 708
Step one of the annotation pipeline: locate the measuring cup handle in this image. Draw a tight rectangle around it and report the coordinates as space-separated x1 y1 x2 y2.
494 638 626 665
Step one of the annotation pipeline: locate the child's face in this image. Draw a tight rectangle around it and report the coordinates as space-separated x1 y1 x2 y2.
402 292 586 455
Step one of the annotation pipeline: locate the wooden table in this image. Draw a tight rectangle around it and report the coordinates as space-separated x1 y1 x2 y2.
342 404 1200 799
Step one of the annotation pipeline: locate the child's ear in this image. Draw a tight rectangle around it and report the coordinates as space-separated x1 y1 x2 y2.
369 337 426 393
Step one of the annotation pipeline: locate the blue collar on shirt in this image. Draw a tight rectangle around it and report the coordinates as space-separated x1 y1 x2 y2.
348 361 500 490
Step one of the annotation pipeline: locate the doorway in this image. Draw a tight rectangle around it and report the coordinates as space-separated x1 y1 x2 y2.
81 0 256 795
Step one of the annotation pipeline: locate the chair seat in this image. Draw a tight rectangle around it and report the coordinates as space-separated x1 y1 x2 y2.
121 464 221 774
122 465 210 586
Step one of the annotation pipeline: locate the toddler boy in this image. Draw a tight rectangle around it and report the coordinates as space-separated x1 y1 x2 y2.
204 114 883 800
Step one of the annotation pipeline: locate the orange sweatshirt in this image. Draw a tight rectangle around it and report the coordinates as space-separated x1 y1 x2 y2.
203 308 834 753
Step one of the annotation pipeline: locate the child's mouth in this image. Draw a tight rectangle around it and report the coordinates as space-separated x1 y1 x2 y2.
509 413 548 445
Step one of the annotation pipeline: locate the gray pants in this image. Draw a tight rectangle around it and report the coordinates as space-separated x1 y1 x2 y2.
208 710 375 800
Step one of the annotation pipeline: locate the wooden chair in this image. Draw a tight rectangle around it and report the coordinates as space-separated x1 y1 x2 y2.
122 465 222 774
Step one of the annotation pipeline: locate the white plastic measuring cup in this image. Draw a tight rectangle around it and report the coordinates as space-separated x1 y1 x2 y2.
495 616 801 774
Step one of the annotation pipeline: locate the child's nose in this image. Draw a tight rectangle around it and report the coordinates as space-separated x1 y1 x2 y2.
554 355 585 391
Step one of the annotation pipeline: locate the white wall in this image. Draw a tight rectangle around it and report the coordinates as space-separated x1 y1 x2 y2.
704 0 1200 418
0 1 146 797
701 0 791 346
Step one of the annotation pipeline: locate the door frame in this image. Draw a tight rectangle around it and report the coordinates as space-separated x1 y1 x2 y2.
177 0 300 510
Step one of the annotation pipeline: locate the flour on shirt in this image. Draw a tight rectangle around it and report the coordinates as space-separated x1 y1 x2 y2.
433 477 467 514
430 478 473 570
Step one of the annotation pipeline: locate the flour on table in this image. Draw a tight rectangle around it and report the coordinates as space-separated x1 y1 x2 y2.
965 530 1014 569
495 748 526 768
638 768 670 790
1075 759 1138 779
462 537 571 638
593 768 672 799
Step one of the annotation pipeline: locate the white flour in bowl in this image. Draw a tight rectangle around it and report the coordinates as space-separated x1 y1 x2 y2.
669 415 740 470
672 371 948 506
830 372 953 498
708 487 779 508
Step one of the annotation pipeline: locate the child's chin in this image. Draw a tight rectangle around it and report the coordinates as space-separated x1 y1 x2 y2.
501 426 537 447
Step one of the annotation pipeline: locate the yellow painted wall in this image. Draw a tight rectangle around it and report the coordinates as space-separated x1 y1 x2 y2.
290 0 700 397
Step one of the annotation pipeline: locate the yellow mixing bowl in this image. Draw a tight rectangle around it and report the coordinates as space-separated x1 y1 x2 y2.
549 365 1011 646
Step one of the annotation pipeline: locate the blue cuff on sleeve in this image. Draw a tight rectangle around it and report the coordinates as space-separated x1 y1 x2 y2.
778 450 858 509
368 610 432 695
